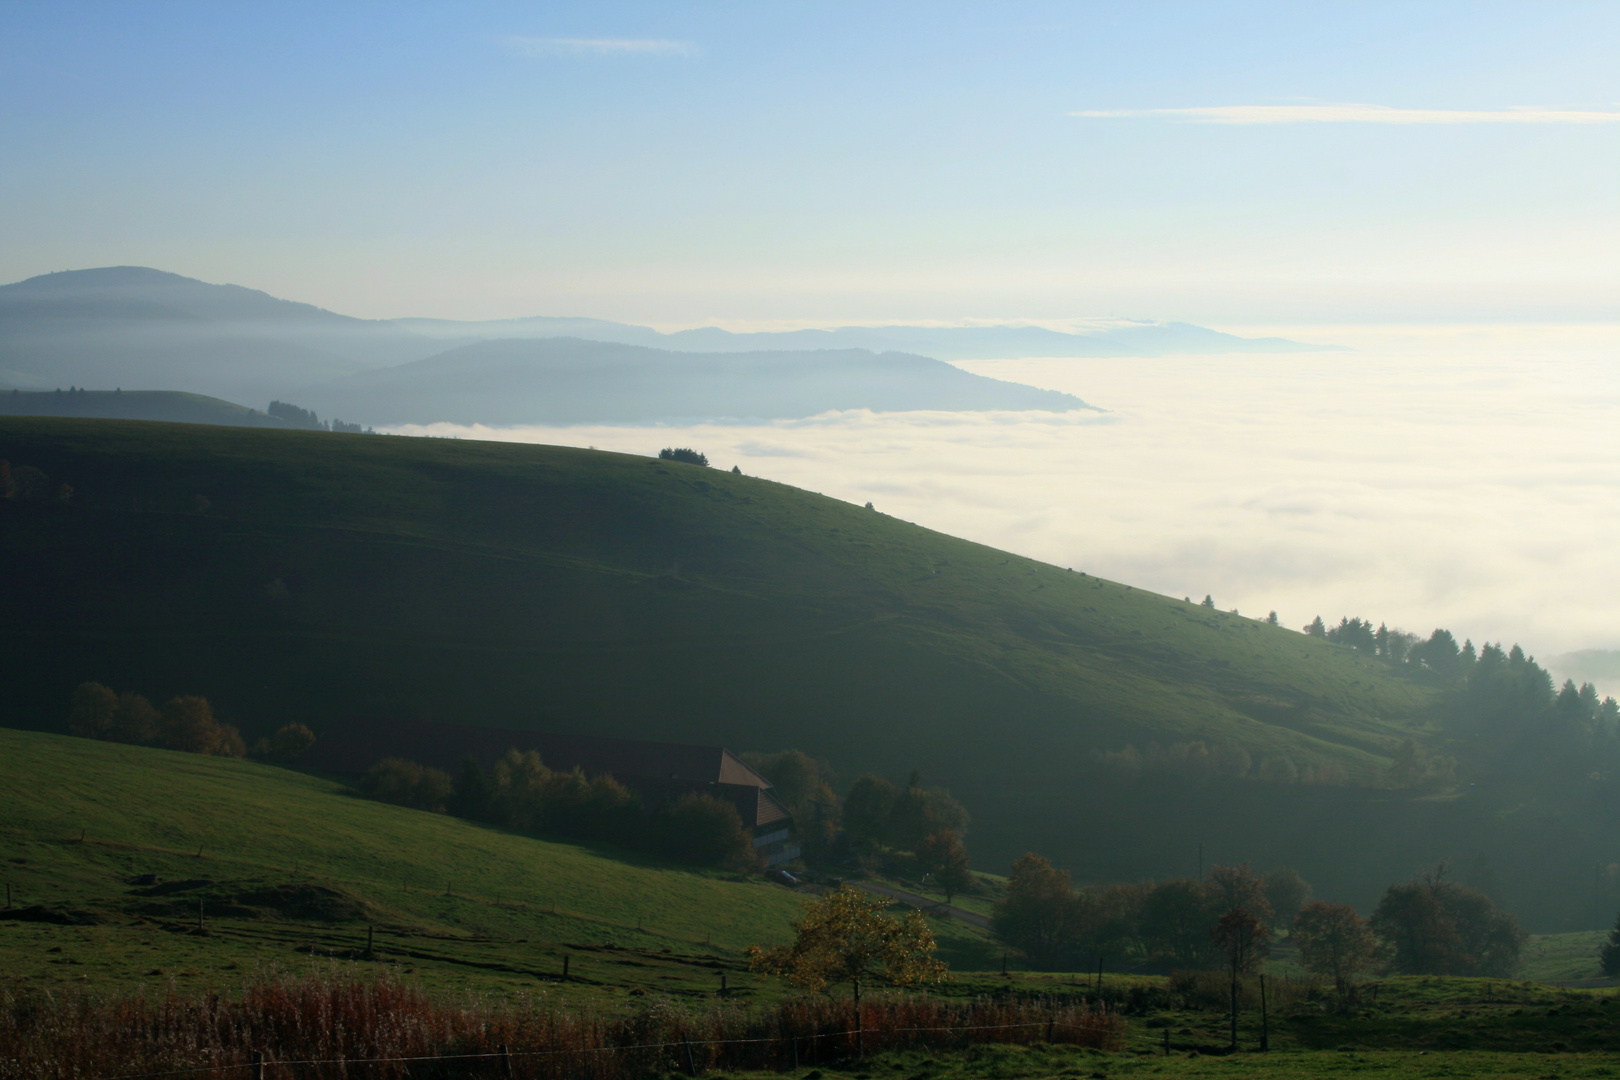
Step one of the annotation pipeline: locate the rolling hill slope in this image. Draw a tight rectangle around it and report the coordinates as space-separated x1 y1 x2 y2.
2 417 1607 927
0 727 879 997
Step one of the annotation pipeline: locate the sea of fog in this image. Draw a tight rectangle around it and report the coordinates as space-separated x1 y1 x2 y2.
386 323 1620 691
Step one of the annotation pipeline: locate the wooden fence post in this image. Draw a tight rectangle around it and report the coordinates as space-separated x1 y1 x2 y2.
500 1043 516 1080
1260 974 1269 1052
250 1049 264 1080
682 1035 698 1078
562 954 570 981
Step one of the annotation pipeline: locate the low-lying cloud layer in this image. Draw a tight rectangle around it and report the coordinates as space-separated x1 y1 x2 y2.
386 324 1620 684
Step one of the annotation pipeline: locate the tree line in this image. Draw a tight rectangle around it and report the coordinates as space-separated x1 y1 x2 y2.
358 752 759 869
1307 614 1620 783
65 681 314 761
993 855 1524 983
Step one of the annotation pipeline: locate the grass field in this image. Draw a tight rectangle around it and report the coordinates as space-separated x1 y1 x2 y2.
2 417 1616 927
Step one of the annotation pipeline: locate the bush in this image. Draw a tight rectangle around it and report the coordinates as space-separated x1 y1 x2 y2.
359 758 454 812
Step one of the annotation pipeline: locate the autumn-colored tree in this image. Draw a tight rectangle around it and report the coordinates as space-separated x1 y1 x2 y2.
1209 863 1273 924
747 885 945 1052
1371 869 1524 977
993 853 1079 969
157 696 245 757
1212 907 1271 1050
1292 901 1381 993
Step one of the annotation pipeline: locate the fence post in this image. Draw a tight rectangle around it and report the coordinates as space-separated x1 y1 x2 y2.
197 899 204 932
1162 1028 1170 1056
562 954 570 981
500 1043 516 1080
1260 974 1269 1052
367 925 374 955
250 1049 264 1080
682 1035 698 1078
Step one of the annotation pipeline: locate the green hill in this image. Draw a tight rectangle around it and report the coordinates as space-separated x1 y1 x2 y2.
1 417 1609 927
0 727 1004 997
0 388 292 428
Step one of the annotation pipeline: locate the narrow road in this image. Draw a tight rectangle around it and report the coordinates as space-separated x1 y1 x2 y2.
851 880 991 929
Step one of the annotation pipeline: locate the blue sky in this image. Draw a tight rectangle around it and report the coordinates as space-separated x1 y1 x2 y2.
2 1 1615 324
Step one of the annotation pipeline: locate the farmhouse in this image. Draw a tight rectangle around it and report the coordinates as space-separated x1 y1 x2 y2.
297 718 800 866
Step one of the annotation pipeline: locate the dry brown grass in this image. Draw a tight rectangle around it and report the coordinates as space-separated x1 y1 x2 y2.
0 970 1124 1079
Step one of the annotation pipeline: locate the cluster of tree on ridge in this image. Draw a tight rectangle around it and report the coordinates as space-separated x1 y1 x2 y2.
65 681 314 761
358 752 759 869
993 856 1525 983
267 400 371 434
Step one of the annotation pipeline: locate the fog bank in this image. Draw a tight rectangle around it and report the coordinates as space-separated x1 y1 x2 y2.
387 323 1620 680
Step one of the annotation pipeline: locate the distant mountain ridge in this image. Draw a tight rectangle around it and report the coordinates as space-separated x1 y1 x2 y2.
392 315 1329 360
0 267 1330 425
297 337 1086 425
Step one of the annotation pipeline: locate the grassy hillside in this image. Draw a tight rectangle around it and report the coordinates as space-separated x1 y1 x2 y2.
0 389 290 427
2 417 1608 926
0 727 1002 997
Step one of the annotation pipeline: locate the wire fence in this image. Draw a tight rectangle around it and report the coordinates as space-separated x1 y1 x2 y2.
1 972 1125 1080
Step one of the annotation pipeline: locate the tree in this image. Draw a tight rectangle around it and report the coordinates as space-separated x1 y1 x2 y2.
843 774 898 845
67 682 118 740
916 829 972 902
157 696 245 757
112 692 159 745
260 722 315 763
1371 869 1525 976
1266 611 1279 626
1201 595 1216 608
658 447 708 466
1291 901 1380 993
1138 878 1223 969
993 853 1079 969
1209 863 1272 924
1212 907 1271 1050
1601 908 1620 978
448 756 495 820
1261 867 1313 931
658 792 756 868
747 885 945 1052
360 757 454 812
1304 616 1327 638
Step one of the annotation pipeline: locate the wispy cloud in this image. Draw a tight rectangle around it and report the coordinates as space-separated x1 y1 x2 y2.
506 36 696 58
1072 103 1620 125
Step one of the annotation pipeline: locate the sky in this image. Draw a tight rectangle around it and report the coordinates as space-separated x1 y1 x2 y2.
2 1 1616 325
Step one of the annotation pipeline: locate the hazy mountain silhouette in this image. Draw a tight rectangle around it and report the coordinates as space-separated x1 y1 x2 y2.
393 315 1329 360
296 337 1089 425
0 267 438 405
1 267 1320 425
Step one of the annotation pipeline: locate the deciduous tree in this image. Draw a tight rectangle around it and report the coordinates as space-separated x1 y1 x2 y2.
1291 901 1380 993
